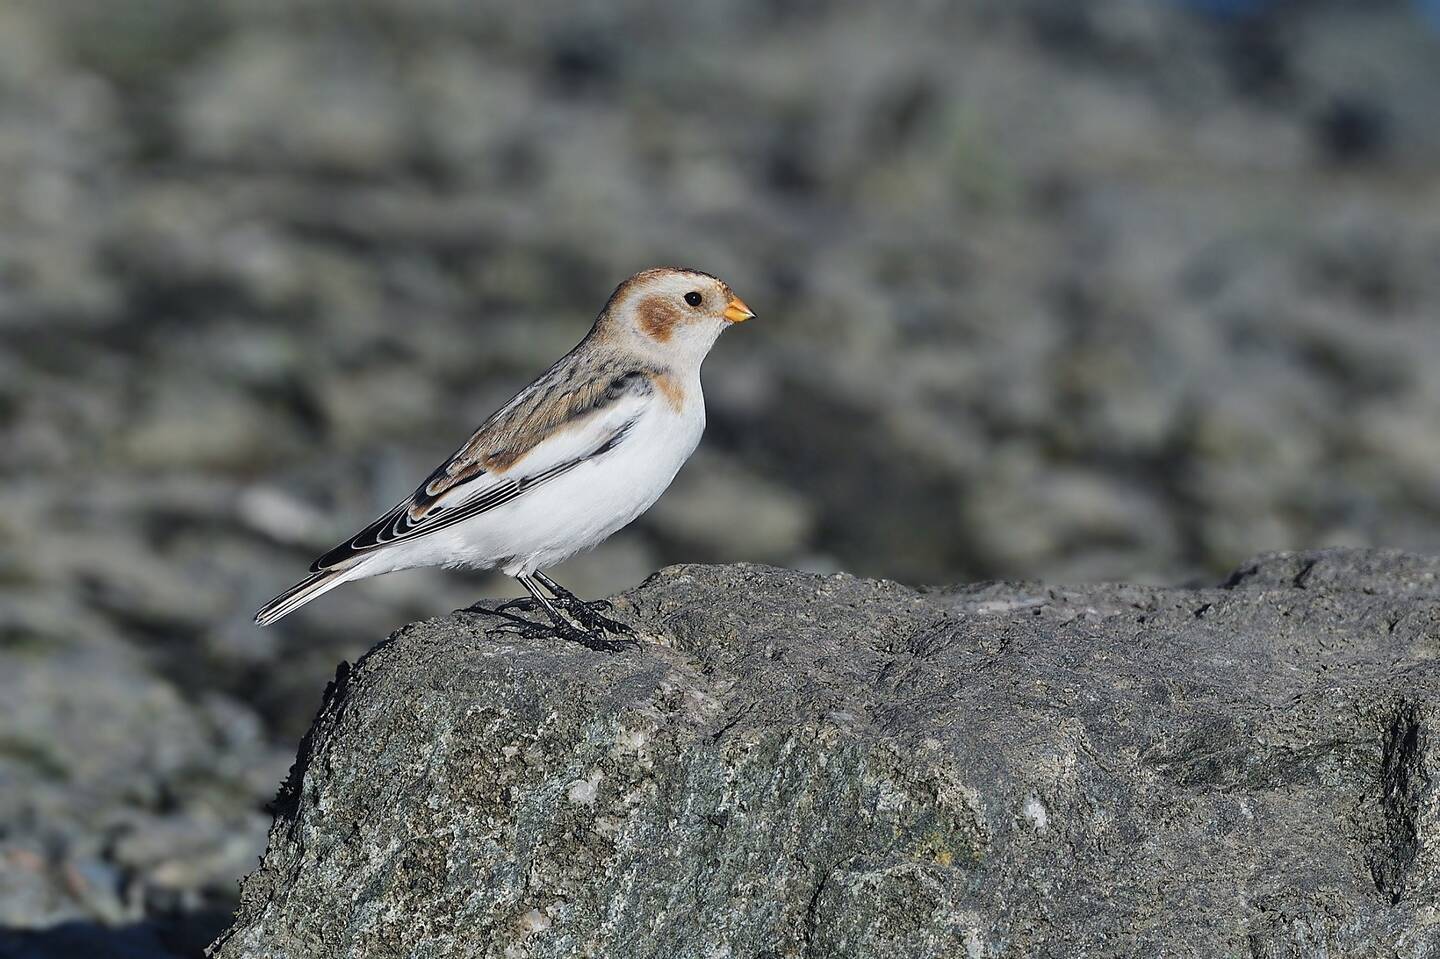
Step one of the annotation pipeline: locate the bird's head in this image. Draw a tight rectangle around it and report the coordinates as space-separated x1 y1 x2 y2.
597 267 754 366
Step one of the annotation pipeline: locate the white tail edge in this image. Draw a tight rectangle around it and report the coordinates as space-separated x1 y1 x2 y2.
254 569 351 626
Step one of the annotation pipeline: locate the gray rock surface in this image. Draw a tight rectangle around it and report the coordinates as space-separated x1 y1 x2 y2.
214 548 1440 958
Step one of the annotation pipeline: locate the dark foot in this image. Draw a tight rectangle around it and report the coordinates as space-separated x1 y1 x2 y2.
462 602 547 632
551 619 633 652
530 571 637 644
462 600 632 652
563 600 638 640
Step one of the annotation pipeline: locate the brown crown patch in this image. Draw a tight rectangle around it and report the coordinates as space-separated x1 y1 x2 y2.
636 294 684 342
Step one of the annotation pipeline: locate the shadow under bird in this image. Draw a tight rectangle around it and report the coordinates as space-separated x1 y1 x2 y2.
254 267 756 649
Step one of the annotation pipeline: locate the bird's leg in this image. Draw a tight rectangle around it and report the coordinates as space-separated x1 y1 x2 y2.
464 591 565 639
532 570 636 639
518 574 630 652
531 570 594 607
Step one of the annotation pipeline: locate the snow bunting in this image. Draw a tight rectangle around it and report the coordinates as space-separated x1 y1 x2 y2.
255 267 755 649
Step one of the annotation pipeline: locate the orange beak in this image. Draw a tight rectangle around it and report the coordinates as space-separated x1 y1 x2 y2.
723 295 756 324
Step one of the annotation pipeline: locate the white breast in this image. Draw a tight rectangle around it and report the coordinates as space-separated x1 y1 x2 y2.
357 379 706 579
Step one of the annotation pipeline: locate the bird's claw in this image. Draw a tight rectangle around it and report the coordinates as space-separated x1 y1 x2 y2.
523 614 633 652
463 603 546 633
465 600 636 652
560 622 634 652
556 598 636 639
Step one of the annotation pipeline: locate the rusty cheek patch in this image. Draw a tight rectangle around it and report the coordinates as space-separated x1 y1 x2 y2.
637 295 684 342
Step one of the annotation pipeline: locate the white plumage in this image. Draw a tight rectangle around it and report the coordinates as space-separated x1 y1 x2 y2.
362 371 704 579
255 267 753 648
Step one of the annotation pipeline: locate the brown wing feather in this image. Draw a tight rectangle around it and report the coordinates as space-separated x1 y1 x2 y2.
309 354 662 573
414 351 659 513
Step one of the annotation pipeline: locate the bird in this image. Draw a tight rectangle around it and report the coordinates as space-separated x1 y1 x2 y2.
254 266 755 650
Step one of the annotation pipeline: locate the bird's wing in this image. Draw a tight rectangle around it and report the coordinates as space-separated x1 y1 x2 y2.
310 360 659 572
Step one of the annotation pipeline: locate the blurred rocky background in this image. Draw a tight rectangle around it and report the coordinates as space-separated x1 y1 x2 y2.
2 0 1438 955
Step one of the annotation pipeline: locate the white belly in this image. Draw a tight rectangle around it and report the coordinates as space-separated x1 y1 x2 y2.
358 391 704 579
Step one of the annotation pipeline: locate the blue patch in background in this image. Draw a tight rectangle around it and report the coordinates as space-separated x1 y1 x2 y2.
1171 0 1440 29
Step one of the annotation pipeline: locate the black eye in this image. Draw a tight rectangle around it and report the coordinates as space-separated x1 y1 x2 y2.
684 291 703 307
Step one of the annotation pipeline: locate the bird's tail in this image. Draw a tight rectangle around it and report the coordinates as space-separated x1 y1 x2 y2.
254 568 351 626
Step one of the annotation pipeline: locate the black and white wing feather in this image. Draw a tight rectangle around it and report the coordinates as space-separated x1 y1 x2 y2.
309 364 656 572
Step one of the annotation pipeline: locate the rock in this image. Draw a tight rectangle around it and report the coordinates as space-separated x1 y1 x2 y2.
213 548 1440 958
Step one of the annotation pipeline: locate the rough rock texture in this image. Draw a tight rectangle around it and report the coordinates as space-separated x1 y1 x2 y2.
214 549 1440 958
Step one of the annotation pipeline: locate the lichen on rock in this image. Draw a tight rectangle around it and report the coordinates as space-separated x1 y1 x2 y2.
213 549 1440 958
